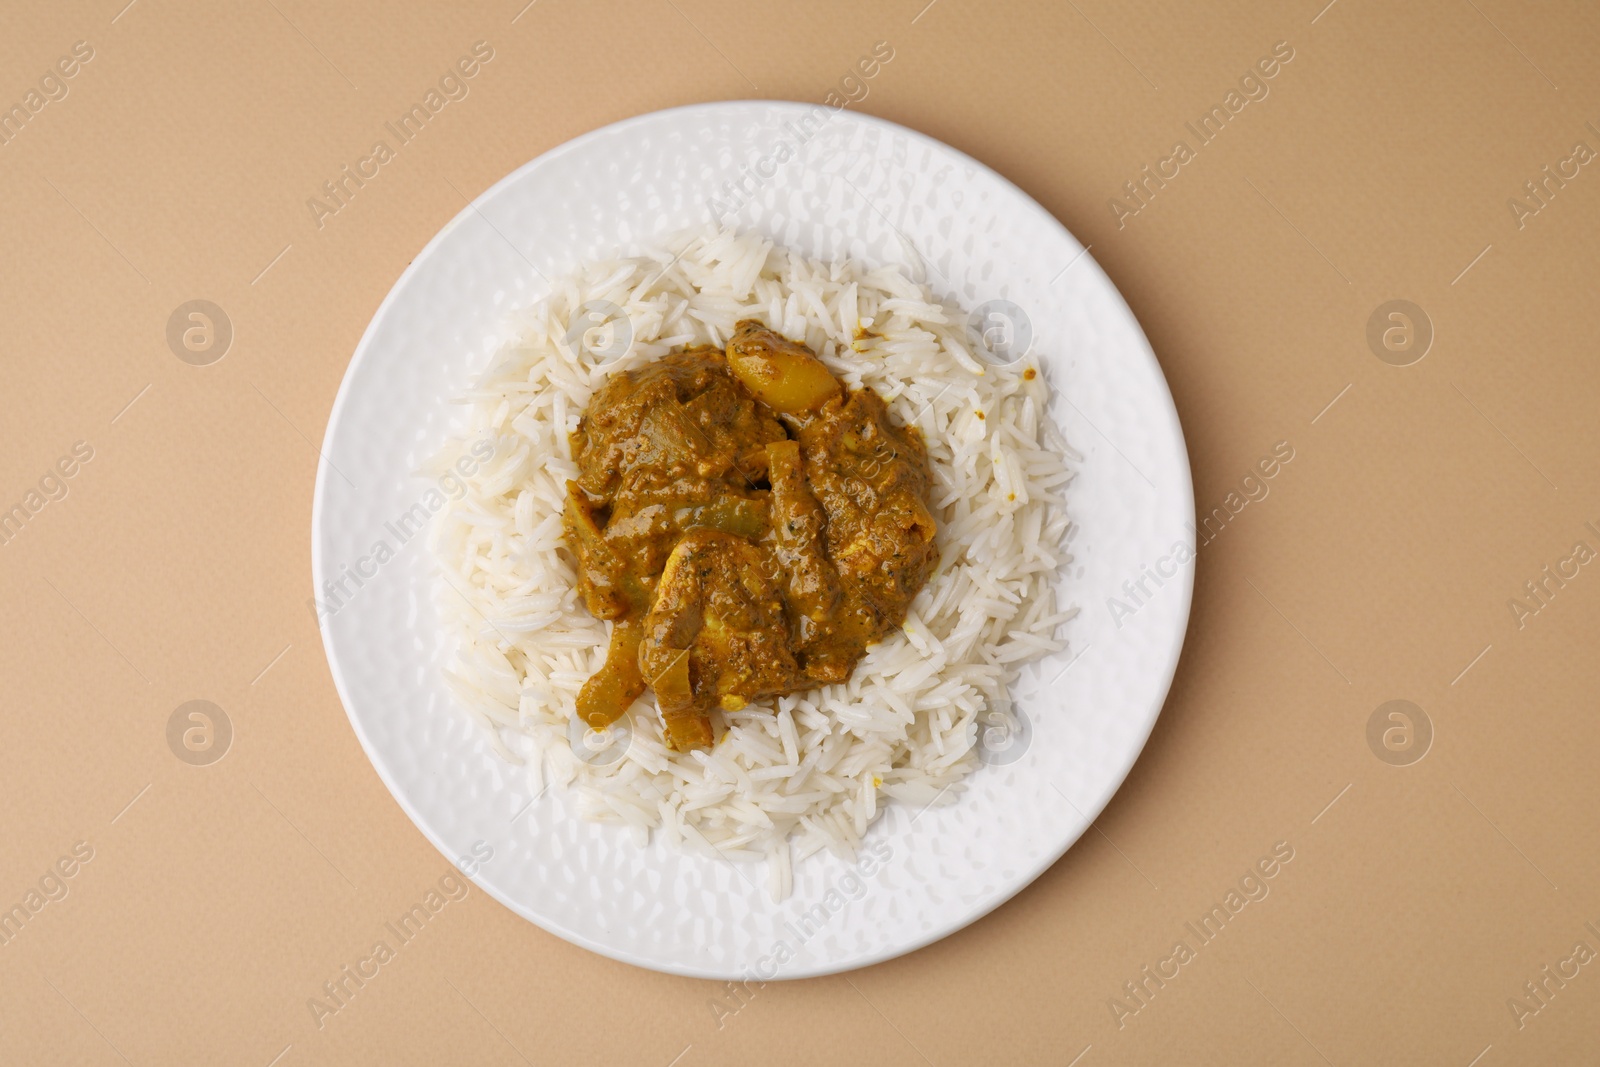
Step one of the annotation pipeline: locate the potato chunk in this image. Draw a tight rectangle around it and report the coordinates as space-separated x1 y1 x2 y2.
725 320 842 414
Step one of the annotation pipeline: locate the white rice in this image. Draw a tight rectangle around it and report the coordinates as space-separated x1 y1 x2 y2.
426 226 1074 895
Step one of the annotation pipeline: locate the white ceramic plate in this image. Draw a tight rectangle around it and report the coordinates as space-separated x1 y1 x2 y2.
312 101 1193 979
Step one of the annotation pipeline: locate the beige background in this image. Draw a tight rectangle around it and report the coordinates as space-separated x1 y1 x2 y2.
4 0 1599 1063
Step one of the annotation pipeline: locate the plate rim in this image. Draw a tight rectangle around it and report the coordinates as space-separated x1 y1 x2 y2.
312 98 1195 979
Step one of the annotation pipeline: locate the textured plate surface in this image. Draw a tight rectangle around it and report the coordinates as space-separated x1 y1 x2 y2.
312 101 1193 979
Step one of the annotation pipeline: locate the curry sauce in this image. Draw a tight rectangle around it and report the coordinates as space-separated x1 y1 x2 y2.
564 320 939 749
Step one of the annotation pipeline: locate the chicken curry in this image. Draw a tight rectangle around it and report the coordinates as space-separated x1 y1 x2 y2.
563 320 940 750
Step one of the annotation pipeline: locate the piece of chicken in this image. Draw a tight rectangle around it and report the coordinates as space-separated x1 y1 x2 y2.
765 438 851 681
638 529 803 749
795 387 940 661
